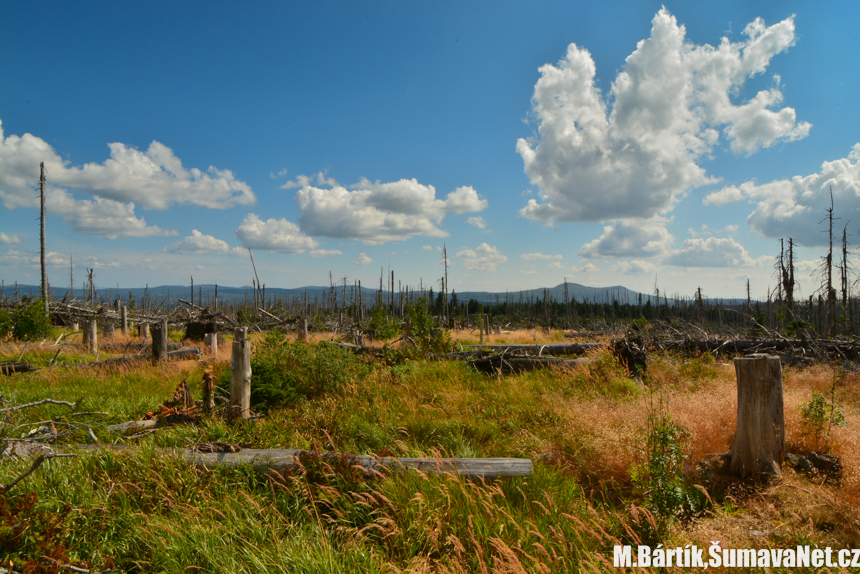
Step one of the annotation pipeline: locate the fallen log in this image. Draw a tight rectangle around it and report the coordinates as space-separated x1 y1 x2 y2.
463 343 601 356
469 354 591 375
75 445 532 479
0 362 40 375
76 347 202 368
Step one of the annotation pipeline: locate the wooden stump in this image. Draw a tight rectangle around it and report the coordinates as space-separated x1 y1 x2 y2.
204 332 218 360
729 354 784 478
83 320 98 353
138 322 150 340
230 328 251 419
103 324 115 339
152 319 169 362
120 305 128 336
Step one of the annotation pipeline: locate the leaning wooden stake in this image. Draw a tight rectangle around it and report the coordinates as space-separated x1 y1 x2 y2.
230 328 251 419
729 354 785 478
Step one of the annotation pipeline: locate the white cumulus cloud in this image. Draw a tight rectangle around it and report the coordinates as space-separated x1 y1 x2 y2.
354 253 372 265
466 216 487 229
0 119 254 238
517 8 808 224
234 214 318 254
170 230 231 254
292 176 487 244
579 220 674 258
703 144 860 246
666 237 759 267
455 243 507 272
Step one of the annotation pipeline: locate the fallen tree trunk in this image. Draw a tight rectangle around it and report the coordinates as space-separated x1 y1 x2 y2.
76 445 532 479
463 343 601 356
469 354 591 375
0 362 40 375
77 347 202 368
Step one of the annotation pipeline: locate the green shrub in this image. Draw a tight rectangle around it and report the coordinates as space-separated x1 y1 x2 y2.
406 297 452 353
631 407 705 531
800 390 846 451
12 298 52 340
238 330 371 410
0 308 12 339
368 305 400 340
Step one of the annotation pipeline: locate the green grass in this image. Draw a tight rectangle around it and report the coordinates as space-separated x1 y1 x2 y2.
2 340 858 572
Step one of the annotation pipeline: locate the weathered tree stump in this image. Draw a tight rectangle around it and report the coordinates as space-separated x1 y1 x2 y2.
138 322 150 340
729 354 784 478
103 323 115 339
82 320 98 353
152 319 169 362
229 328 251 419
204 332 218 359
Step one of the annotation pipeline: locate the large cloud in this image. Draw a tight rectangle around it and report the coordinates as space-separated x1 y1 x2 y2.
578 220 674 258
0 119 255 237
703 144 860 246
455 243 507 272
234 214 318 254
292 177 487 244
518 8 809 224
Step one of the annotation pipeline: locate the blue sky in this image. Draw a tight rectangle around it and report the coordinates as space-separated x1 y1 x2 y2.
2 1 859 299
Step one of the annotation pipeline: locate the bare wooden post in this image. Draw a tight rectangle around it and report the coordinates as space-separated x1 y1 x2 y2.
204 332 218 360
103 323 115 339
298 317 308 343
71 321 79 331
230 328 251 418
729 354 785 478
120 305 128 336
479 314 484 344
152 319 169 361
83 320 98 353
139 322 150 340
485 315 491 340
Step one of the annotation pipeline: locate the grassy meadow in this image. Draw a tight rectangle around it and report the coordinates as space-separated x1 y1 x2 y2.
1 326 860 572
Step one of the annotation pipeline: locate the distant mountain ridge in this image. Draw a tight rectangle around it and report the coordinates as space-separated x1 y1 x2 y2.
2 282 746 306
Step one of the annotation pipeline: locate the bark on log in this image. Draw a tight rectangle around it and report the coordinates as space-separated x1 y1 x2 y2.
729 354 785 478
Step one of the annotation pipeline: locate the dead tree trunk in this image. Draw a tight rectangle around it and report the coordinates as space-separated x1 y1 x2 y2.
729 354 784 478
230 328 251 419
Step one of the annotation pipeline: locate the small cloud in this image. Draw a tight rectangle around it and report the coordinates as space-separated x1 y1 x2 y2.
270 168 289 179
309 249 343 258
422 245 434 252
354 253 372 265
521 252 562 261
455 243 507 272
169 230 231 254
0 232 22 245
520 270 538 275
466 216 487 229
